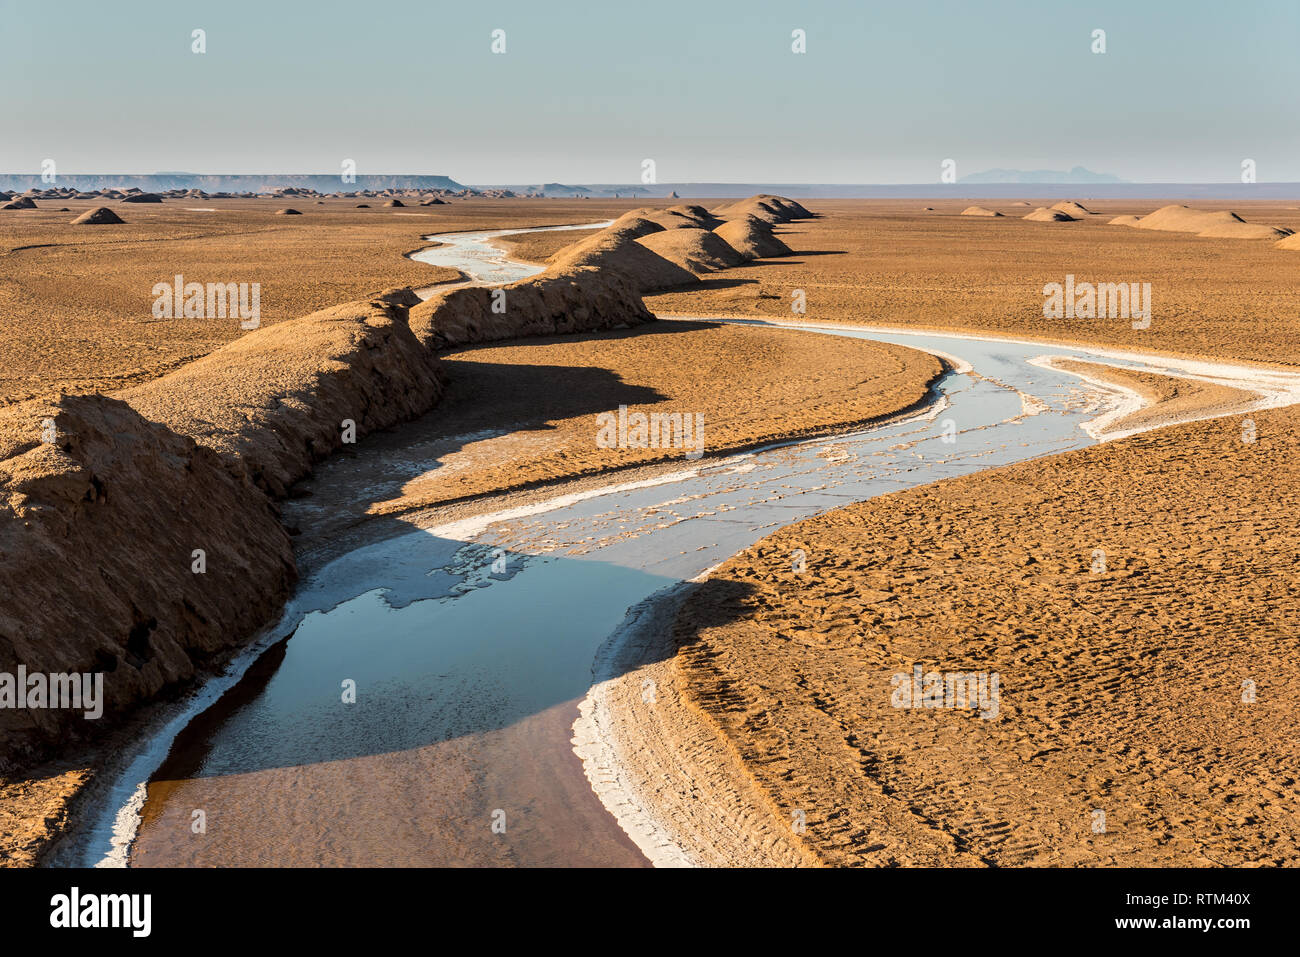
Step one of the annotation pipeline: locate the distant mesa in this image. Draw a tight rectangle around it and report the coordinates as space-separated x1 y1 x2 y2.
1114 204 1293 240
959 166 1125 184
1 196 37 209
383 199 406 208
961 206 1003 217
120 192 163 203
71 206 124 225
275 208 302 215
1023 207 1077 222
1050 200 1094 216
713 215 793 259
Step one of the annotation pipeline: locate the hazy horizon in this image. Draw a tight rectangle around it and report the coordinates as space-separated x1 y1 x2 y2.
4 0 1298 183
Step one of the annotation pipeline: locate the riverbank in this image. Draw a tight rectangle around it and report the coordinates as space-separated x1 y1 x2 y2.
640 353 1300 866
4 195 950 866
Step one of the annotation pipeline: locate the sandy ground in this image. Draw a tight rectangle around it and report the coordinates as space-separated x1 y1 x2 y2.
656 380 1300 866
9 197 1300 868
494 227 604 265
0 197 649 404
553 200 1300 868
1047 358 1261 436
286 321 943 573
646 199 1300 366
0 198 943 866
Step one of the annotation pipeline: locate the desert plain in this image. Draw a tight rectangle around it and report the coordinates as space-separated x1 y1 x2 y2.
2 190 1299 867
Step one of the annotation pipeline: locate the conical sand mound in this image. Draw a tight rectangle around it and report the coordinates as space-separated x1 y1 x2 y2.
635 227 745 273
605 214 667 240
274 208 302 215
961 206 1003 217
547 230 698 293
1126 204 1292 239
1108 214 1142 226
1050 201 1094 216
713 215 793 259
666 204 722 228
2 197 37 209
1274 232 1300 250
754 194 812 219
120 193 162 203
731 200 785 223
383 199 405 208
70 207 125 225
1023 207 1077 222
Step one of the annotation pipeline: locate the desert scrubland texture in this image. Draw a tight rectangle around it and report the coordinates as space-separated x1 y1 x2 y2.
645 198 1300 365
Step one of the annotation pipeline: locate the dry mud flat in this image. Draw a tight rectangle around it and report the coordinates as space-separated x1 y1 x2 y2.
651 397 1300 867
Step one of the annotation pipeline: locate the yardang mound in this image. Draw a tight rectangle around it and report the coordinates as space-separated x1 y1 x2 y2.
961 206 1003 217
1050 201 1094 216
1122 204 1293 240
1023 207 1077 222
713 215 793 259
547 230 698 293
70 207 125 225
635 227 745 273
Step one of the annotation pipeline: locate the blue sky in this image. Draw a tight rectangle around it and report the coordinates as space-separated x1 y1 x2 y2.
4 0 1297 182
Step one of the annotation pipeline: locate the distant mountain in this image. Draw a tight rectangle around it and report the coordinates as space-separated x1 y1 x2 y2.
0 173 464 193
959 166 1126 184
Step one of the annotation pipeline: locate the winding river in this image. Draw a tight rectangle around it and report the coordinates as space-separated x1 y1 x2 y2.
61 221 1300 868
